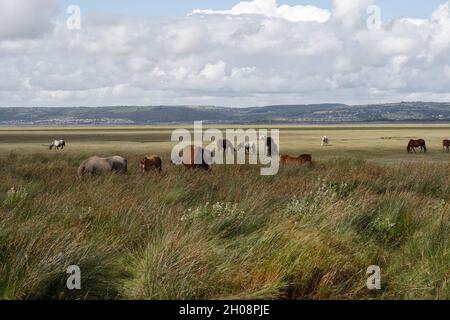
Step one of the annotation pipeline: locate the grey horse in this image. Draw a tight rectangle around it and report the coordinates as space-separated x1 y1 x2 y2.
237 142 256 154
217 139 235 154
78 156 128 176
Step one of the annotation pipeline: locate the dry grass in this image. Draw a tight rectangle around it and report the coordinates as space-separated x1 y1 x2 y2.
1 125 450 300
0 149 449 299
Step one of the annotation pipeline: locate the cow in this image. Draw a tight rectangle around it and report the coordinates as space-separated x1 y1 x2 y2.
321 136 329 146
443 140 450 152
280 154 312 166
140 155 162 173
78 156 128 176
407 139 427 153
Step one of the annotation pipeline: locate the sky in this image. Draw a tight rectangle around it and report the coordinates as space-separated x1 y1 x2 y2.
57 0 445 20
1 0 450 107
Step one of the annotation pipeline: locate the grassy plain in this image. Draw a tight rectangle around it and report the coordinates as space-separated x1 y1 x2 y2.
1 124 450 162
0 124 449 299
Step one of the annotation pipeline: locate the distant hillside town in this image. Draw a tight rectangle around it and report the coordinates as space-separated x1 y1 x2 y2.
1 102 450 125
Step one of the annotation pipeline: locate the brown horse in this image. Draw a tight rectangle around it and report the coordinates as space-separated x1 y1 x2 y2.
407 139 427 153
140 155 162 173
280 154 312 165
443 140 450 152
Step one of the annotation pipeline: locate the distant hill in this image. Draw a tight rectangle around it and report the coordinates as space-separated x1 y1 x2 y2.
1 102 450 125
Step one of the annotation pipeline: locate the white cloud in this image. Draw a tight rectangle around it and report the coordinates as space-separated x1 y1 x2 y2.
332 0 374 28
428 2 450 61
191 0 331 23
200 61 227 81
445 65 450 78
1 0 450 107
0 0 58 40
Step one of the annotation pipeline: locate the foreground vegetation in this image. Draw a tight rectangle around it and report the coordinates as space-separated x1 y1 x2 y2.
1 150 449 299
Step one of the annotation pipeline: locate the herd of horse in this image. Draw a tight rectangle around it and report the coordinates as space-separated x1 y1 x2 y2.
406 138 450 153
48 136 450 176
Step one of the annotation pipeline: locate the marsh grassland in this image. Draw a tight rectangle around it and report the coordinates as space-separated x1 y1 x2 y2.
0 125 449 299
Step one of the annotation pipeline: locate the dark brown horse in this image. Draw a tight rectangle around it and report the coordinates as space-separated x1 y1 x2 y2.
177 145 210 170
443 140 450 152
407 139 427 153
280 154 312 165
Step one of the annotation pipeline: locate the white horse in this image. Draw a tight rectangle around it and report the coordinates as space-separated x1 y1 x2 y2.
49 140 66 150
321 136 329 146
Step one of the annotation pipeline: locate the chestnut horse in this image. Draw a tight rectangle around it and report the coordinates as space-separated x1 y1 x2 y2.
280 154 312 165
140 155 162 173
407 139 427 153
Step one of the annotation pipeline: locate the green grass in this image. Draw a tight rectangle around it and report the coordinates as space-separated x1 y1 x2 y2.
0 125 449 300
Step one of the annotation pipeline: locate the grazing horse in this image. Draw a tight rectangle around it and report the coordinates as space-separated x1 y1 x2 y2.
237 142 256 154
280 154 312 165
175 145 210 170
217 139 235 153
443 140 450 152
140 155 162 173
407 139 427 153
78 156 127 176
321 136 329 146
49 140 66 150
259 135 268 154
263 136 276 157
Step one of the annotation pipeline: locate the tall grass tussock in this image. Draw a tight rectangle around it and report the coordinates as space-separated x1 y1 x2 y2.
0 152 449 299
